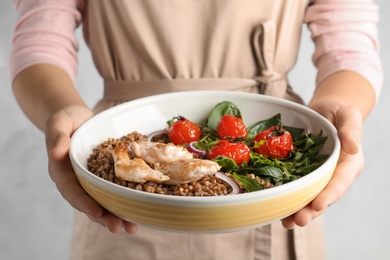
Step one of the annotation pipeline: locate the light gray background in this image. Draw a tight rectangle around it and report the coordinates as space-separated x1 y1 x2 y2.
1 1 389 259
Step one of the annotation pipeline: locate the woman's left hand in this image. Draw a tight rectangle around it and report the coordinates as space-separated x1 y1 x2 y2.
281 100 364 229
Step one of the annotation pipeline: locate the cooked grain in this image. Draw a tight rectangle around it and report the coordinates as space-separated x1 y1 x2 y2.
87 131 272 196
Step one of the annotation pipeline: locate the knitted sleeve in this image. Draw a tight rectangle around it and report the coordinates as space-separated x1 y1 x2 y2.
9 0 84 82
305 0 383 98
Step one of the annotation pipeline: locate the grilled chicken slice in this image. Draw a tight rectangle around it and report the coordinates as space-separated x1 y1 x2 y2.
112 145 169 183
130 141 193 165
155 159 221 185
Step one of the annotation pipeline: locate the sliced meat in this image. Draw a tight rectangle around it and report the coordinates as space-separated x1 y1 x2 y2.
112 145 169 183
130 141 193 165
155 159 221 185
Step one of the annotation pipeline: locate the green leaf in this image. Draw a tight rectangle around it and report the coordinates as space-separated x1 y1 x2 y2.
247 114 305 140
213 156 239 172
247 114 281 140
239 166 283 182
197 106 330 189
206 101 242 131
194 133 220 151
249 152 279 168
232 173 265 192
283 125 305 140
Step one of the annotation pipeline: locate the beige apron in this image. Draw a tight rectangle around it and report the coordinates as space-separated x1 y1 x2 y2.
71 1 326 259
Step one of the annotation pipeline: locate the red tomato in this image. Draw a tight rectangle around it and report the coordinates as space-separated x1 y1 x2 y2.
168 118 201 145
208 140 250 166
253 126 293 159
216 115 248 139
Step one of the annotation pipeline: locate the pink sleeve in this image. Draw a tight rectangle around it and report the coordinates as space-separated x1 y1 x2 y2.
9 0 84 82
304 0 383 99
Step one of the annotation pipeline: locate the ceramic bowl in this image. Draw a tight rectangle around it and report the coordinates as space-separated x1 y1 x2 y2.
69 91 340 233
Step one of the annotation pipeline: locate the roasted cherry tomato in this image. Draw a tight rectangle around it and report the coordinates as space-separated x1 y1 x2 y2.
253 126 293 159
208 140 250 166
168 117 201 145
216 115 248 139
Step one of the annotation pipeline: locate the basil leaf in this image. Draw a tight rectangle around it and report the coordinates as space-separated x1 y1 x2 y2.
247 114 281 140
206 101 242 131
283 125 305 140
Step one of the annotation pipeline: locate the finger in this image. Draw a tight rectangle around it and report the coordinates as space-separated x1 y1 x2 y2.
87 210 123 233
282 203 326 229
45 107 136 233
45 106 92 158
102 213 139 234
282 143 364 228
46 126 103 219
47 131 134 231
45 112 73 159
48 132 71 161
48 155 104 219
123 221 139 234
293 204 325 227
311 148 364 212
281 215 296 229
335 105 362 155
86 211 139 234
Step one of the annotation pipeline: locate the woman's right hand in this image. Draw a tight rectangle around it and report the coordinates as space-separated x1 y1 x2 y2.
44 104 139 234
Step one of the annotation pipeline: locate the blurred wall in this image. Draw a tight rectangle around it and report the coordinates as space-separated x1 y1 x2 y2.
1 1 389 259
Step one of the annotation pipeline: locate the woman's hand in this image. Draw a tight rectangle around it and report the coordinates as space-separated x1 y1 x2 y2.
45 104 139 234
281 100 364 229
12 65 139 234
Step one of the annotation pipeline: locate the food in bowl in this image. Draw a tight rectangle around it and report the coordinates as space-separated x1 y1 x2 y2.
70 91 340 233
87 101 328 196
88 132 234 196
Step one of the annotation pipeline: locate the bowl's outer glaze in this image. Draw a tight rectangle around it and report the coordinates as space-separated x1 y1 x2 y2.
70 91 340 233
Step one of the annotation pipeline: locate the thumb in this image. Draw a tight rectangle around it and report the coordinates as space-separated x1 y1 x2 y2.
49 132 71 161
335 105 362 155
45 112 73 161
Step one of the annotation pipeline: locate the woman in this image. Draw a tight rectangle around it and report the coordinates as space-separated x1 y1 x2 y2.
9 0 382 259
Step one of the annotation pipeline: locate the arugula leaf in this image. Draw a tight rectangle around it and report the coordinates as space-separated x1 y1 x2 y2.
294 131 327 152
234 130 328 184
194 133 220 151
239 166 283 182
212 156 239 172
284 131 329 177
232 173 265 192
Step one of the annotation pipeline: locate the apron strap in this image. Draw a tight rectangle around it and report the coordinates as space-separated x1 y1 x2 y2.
253 21 288 99
293 228 310 260
254 224 272 260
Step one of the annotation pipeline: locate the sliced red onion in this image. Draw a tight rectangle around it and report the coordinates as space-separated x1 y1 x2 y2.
215 171 240 194
187 141 207 157
147 130 167 142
